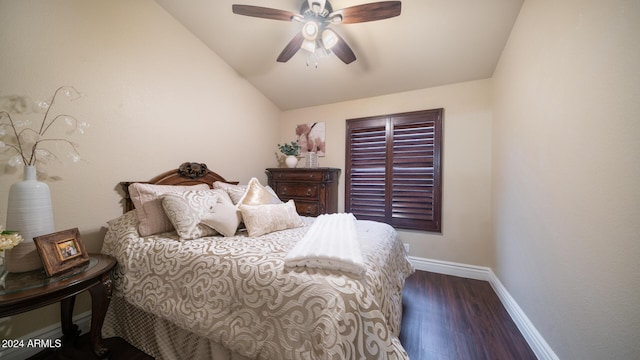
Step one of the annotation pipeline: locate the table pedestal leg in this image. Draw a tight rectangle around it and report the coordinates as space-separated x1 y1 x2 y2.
87 272 113 359
60 296 80 344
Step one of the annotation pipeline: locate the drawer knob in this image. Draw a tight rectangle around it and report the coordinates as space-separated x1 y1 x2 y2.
306 206 312 214
306 188 312 196
282 187 287 195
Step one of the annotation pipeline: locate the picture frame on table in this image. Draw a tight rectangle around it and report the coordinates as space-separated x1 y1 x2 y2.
34 228 90 276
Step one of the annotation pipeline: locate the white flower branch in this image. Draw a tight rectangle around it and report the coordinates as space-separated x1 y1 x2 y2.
0 86 87 167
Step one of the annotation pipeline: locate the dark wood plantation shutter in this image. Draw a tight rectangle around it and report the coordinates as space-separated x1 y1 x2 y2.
346 118 388 220
346 109 443 232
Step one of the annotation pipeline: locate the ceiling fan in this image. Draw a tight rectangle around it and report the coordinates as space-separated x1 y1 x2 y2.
232 0 401 65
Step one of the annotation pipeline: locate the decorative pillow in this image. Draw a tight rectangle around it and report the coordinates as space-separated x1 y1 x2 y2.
239 200 304 237
161 190 221 240
213 181 246 204
238 177 283 206
200 203 242 237
128 183 209 236
210 188 234 206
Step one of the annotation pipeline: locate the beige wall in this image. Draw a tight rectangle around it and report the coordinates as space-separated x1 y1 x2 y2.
279 79 493 267
0 0 280 338
4 0 638 357
492 0 640 358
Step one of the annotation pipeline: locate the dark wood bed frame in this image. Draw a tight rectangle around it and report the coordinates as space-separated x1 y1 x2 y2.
119 162 238 213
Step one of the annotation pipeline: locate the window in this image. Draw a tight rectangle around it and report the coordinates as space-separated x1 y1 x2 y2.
345 109 443 232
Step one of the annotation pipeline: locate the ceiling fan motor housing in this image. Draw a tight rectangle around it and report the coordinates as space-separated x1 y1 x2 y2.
299 1 339 53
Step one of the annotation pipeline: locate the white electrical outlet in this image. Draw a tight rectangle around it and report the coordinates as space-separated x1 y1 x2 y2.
403 243 410 253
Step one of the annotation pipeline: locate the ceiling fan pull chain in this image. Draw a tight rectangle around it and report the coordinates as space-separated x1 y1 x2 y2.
305 58 319 69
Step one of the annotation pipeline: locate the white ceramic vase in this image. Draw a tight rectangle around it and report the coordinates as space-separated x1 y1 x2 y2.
285 155 298 168
4 166 54 273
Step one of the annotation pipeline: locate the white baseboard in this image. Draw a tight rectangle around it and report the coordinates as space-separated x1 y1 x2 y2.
408 256 559 360
408 256 493 281
0 311 91 360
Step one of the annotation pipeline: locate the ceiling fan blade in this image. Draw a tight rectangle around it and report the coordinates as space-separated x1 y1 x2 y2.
333 1 401 24
277 32 305 62
232 5 298 21
330 32 356 64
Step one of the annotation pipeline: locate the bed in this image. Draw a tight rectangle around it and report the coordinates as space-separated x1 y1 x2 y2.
101 162 414 360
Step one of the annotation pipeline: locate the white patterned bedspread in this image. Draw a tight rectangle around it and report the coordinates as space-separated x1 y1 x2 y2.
101 211 414 360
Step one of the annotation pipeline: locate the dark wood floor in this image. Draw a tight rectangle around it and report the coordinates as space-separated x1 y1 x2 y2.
27 335 153 360
400 270 537 360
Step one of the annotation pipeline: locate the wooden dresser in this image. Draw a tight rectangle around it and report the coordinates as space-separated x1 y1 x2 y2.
266 168 341 217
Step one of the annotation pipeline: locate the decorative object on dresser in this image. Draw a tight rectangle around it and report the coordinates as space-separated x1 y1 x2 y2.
276 141 301 168
1 86 88 273
266 168 340 217
305 151 318 168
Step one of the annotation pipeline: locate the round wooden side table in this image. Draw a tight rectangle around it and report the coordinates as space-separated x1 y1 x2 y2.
0 253 116 358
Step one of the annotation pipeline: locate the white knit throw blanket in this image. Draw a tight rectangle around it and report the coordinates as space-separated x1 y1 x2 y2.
284 213 365 277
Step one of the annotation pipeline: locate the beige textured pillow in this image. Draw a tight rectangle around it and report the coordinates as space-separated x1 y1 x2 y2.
128 183 209 236
200 203 242 237
161 190 221 240
238 177 282 206
239 200 304 237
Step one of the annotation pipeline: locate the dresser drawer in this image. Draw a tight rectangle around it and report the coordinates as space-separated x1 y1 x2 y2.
293 201 320 217
272 170 328 182
276 183 318 199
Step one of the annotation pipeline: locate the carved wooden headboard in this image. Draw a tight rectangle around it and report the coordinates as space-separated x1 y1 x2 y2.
119 162 238 213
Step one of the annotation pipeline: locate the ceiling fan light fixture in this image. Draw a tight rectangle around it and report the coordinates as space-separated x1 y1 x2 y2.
321 29 338 49
301 39 317 53
302 21 319 40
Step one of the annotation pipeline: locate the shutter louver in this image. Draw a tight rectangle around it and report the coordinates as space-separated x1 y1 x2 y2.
347 123 387 221
391 120 437 229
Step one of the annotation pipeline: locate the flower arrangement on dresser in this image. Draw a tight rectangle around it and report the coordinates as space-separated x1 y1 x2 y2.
0 86 87 273
277 141 301 168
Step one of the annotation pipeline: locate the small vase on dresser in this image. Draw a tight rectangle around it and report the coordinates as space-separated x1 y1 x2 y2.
4 166 55 273
285 155 299 168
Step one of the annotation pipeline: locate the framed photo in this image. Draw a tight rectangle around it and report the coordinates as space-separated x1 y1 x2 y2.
34 228 90 276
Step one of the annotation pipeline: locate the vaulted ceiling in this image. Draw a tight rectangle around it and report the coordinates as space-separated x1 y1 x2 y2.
155 0 523 110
